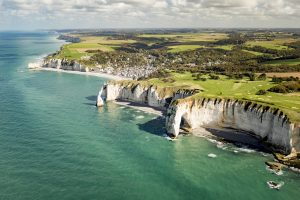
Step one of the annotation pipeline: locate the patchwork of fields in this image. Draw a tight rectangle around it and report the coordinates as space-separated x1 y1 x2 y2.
53 30 300 121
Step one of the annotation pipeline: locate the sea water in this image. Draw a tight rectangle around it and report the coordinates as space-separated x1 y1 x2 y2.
0 32 299 200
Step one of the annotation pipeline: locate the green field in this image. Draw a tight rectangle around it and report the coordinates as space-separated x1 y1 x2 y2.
263 58 300 66
242 50 266 56
148 72 300 121
167 45 205 53
139 33 228 42
55 36 136 60
245 38 296 50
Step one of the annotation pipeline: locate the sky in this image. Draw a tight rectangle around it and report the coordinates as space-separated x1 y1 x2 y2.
0 0 299 30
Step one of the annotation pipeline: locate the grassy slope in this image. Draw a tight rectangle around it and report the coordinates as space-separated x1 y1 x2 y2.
149 72 300 122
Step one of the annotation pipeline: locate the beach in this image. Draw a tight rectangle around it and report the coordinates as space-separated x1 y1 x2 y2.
30 67 130 81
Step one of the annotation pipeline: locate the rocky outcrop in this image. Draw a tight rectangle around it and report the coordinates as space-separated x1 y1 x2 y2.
96 87 104 107
166 98 300 154
97 80 199 109
97 80 300 156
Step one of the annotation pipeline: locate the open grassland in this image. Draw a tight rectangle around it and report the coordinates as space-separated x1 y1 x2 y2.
149 72 300 121
139 33 228 42
263 58 300 66
245 38 298 50
167 45 205 53
56 36 137 60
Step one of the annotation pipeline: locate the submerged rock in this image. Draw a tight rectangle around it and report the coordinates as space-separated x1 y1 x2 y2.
274 150 300 169
265 161 284 172
267 181 284 190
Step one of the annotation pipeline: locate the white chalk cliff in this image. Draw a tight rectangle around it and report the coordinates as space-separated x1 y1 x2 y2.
97 81 300 155
166 98 300 154
42 58 89 72
41 58 156 79
98 81 199 109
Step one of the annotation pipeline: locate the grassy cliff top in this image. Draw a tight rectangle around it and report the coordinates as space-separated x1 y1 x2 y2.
108 80 200 99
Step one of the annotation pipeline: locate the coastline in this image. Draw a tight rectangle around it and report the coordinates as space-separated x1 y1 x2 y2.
30 67 130 81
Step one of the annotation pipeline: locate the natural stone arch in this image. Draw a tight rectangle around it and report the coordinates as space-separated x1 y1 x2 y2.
180 113 192 133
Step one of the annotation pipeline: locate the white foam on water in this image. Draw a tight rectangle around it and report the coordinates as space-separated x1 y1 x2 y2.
136 115 145 119
207 138 218 144
208 153 217 158
266 166 283 176
216 142 227 150
235 147 256 153
289 167 300 173
163 134 177 141
267 181 284 190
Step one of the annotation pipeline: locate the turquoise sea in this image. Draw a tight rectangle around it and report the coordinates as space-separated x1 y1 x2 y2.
0 32 299 200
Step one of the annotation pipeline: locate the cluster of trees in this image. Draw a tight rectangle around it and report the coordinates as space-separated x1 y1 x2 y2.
268 81 300 93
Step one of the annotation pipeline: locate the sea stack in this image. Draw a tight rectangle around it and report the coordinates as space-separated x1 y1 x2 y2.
96 87 104 107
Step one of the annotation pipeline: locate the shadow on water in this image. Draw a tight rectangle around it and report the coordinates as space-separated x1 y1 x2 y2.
137 116 166 137
86 95 97 101
205 127 271 153
84 103 96 106
84 95 97 106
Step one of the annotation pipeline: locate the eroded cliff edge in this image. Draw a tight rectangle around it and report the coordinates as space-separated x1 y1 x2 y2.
97 80 300 167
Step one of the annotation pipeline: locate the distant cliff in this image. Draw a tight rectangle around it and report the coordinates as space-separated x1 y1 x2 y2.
57 35 81 43
41 58 158 79
41 58 89 72
97 80 300 159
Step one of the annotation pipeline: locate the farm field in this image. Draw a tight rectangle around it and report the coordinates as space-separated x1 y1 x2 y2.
245 38 297 50
167 45 205 53
138 33 228 42
55 36 137 59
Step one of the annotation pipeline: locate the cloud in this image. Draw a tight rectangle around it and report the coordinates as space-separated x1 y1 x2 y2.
0 0 299 29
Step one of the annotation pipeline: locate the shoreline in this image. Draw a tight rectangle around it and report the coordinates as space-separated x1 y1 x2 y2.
30 67 130 81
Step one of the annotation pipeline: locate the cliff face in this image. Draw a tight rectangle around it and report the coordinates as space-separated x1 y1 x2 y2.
97 81 300 155
98 81 199 109
42 58 89 72
42 58 156 79
166 98 300 153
